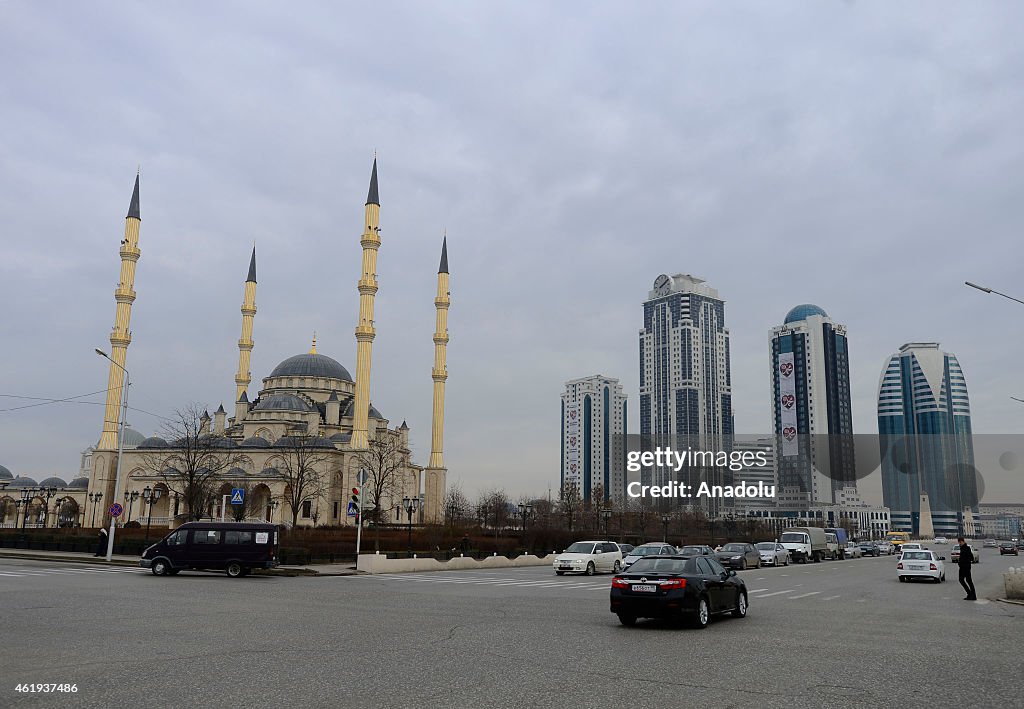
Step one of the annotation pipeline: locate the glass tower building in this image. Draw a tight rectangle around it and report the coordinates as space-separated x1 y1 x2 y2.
560 375 627 502
877 342 977 536
770 304 856 505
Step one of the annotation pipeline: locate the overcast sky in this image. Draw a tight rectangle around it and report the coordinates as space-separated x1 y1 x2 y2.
1 2 1022 505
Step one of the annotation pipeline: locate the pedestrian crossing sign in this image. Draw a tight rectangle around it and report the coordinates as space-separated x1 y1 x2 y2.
230 488 245 505
347 501 358 516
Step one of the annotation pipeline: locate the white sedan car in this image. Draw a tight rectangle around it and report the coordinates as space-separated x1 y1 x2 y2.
843 541 861 559
553 541 623 576
897 550 946 583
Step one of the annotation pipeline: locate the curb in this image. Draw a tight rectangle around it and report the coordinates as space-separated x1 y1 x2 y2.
995 598 1024 606
0 551 139 567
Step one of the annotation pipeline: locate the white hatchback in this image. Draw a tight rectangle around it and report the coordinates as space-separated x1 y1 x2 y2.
897 550 946 583
553 541 623 576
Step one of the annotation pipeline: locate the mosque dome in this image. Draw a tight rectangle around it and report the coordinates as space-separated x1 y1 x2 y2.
268 353 353 382
68 477 89 489
138 436 169 449
253 393 316 413
0 464 12 480
342 400 384 420
120 427 147 448
39 477 68 488
784 304 829 324
11 476 37 487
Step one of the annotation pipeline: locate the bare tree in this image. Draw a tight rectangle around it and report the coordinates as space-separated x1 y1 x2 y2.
443 482 471 527
143 405 247 522
227 483 263 522
476 489 511 540
353 434 407 549
558 482 582 532
269 432 332 528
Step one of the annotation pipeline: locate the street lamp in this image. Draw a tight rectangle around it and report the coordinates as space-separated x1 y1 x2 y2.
37 487 57 528
601 507 613 537
88 492 104 527
142 486 163 544
661 513 671 543
402 495 419 555
517 502 534 533
19 488 34 529
124 489 140 524
965 281 1024 306
96 348 130 562
268 499 279 522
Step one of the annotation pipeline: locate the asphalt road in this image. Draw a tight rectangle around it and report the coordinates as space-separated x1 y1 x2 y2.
1 547 1021 709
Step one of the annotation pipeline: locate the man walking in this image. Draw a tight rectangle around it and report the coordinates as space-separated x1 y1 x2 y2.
957 536 976 600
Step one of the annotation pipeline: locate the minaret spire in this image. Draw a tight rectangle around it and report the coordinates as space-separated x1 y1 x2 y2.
424 234 450 522
234 246 258 404
98 173 142 450
351 158 381 449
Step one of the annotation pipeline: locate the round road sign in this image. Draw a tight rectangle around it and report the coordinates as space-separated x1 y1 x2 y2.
109 503 124 518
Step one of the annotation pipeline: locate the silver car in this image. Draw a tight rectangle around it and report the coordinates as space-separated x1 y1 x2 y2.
621 543 677 570
756 541 790 566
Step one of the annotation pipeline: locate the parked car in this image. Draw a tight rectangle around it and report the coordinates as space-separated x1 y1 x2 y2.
999 542 1019 556
897 542 924 560
140 522 280 577
950 545 980 564
677 545 716 557
933 537 948 545
622 543 678 570
897 550 946 583
609 554 748 629
553 541 623 575
843 541 862 559
983 539 998 548
859 541 881 557
755 541 790 566
715 542 760 570
618 544 635 555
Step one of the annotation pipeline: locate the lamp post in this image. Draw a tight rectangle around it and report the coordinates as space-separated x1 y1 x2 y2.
38 487 57 528
124 490 140 525
661 513 671 543
965 281 1024 306
142 486 163 544
88 492 103 527
601 507 613 537
402 495 419 555
517 502 534 533
20 488 34 529
96 348 129 562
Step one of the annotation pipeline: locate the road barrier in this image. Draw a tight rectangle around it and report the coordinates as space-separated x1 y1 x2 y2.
357 551 557 574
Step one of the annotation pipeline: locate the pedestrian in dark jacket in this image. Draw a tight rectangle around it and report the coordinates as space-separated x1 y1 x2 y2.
957 536 976 600
94 528 108 557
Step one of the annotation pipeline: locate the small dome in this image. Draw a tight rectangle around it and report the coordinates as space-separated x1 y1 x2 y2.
268 353 353 382
330 432 351 443
11 476 37 487
240 435 271 448
342 401 384 420
120 427 147 448
225 467 248 478
258 467 280 477
138 436 169 449
200 435 237 449
68 477 89 489
784 304 829 324
253 393 316 413
0 464 12 480
39 477 68 488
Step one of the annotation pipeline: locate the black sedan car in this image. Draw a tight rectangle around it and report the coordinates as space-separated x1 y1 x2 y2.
610 555 748 629
715 542 761 570
1000 542 1019 556
858 541 881 557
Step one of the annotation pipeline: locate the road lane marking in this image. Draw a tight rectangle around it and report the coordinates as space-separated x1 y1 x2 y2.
822 595 841 601
789 592 821 599
747 589 768 593
755 589 794 598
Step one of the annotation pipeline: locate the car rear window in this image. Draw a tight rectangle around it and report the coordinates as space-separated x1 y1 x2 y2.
629 558 694 574
903 552 930 560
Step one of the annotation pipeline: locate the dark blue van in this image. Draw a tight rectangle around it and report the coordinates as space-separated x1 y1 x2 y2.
140 521 280 577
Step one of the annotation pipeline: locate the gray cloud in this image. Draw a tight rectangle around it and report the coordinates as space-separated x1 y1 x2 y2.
1 1 1023 504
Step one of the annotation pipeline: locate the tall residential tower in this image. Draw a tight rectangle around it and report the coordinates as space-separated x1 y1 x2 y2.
877 342 977 537
560 375 627 502
770 304 856 505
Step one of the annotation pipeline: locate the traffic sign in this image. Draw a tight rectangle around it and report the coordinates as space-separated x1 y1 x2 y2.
356 469 368 485
230 488 245 505
347 501 358 517
109 503 124 518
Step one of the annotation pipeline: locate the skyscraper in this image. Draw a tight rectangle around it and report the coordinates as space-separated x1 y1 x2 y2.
560 375 627 502
770 304 856 505
877 342 977 537
639 274 733 514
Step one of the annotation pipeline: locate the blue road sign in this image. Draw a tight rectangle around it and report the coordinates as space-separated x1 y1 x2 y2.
230 488 245 505
109 503 124 518
347 501 358 517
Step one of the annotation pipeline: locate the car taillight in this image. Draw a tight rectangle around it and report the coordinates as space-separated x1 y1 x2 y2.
897 563 903 569
660 579 687 590
611 577 629 589
929 563 937 570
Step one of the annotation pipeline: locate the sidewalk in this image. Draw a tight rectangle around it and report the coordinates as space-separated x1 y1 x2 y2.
0 548 358 576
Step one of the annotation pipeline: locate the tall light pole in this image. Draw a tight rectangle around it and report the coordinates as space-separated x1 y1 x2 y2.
965 281 1024 306
96 348 129 562
661 513 671 543
402 495 419 555
88 492 103 527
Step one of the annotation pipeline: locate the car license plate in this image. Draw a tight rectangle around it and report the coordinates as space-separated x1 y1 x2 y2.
632 584 657 593
559 564 572 569
909 565 924 570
